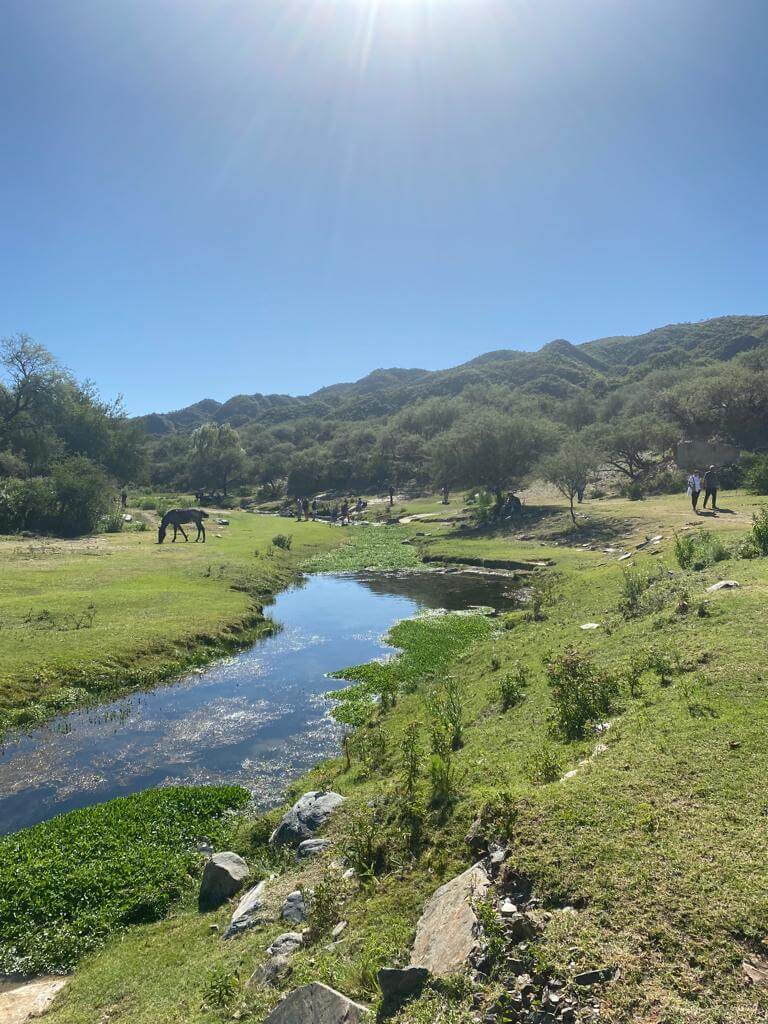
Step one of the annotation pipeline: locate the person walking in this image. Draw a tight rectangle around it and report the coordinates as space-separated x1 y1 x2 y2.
311 498 318 520
687 471 702 513
341 499 349 525
702 465 719 510
388 485 395 507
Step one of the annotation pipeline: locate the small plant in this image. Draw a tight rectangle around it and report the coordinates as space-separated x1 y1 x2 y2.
305 871 345 942
429 750 460 809
400 723 422 801
271 533 293 550
673 529 729 570
426 676 465 751
527 573 559 621
475 898 507 976
624 652 646 698
499 662 529 711
201 965 239 1010
99 508 125 533
343 809 396 881
749 506 768 556
523 743 564 784
545 646 619 740
490 655 502 671
645 646 680 686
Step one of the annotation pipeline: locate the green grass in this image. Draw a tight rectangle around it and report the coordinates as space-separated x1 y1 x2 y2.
0 785 250 974
302 523 423 572
22 490 768 1023
0 510 346 735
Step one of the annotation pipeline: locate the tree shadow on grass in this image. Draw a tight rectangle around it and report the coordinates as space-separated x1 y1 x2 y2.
443 503 631 546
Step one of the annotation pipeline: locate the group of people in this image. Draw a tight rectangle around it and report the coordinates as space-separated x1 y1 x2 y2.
686 465 719 513
291 496 367 524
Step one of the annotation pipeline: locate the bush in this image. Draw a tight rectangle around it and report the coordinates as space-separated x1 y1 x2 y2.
271 533 293 550
0 476 56 533
523 744 564 784
749 506 768 556
99 508 125 533
621 480 645 501
545 647 619 740
499 662 529 710
50 456 113 536
744 454 768 495
0 785 250 974
673 529 730 570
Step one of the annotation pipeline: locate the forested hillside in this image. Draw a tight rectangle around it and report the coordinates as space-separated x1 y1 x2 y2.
138 315 768 499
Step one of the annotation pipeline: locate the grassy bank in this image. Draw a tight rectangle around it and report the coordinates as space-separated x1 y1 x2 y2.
0 510 346 734
16 490 768 1023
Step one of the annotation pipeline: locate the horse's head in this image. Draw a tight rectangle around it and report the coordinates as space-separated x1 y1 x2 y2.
199 510 209 519
158 523 167 544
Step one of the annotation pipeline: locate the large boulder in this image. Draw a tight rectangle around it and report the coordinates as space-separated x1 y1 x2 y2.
223 880 268 938
263 983 368 1024
198 852 250 912
270 791 345 847
377 966 429 1002
410 863 490 976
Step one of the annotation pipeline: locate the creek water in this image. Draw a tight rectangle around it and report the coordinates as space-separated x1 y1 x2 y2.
0 570 518 835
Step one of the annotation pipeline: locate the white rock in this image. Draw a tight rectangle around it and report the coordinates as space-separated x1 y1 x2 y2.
580 623 600 630
706 580 740 592
223 881 267 938
263 983 368 1024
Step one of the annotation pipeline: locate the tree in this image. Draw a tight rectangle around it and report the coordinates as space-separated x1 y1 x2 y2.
541 440 601 524
0 334 61 425
589 415 675 483
430 411 554 506
190 422 247 495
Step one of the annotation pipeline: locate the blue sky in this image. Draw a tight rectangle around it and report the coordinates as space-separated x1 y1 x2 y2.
1 0 766 414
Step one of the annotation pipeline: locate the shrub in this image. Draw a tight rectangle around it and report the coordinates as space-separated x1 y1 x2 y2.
271 533 293 550
99 508 125 533
0 476 56 533
400 723 422 802
545 647 620 740
499 662 529 710
621 479 645 501
744 454 768 495
305 871 345 942
749 506 768 556
50 456 113 536
429 751 460 809
426 676 464 751
524 744 564 784
673 529 730 570
0 785 250 974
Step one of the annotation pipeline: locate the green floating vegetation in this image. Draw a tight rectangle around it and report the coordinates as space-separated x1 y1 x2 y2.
303 525 422 572
0 785 250 975
328 611 494 725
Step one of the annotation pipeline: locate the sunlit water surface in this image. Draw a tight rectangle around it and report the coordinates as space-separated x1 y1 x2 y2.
0 571 518 834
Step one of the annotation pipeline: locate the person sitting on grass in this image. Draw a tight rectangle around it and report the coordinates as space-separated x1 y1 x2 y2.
702 465 719 510
687 471 702 513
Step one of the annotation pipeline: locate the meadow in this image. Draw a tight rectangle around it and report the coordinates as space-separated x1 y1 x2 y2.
5 488 768 1024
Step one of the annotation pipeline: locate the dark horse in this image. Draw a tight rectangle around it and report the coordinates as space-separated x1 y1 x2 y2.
158 508 209 544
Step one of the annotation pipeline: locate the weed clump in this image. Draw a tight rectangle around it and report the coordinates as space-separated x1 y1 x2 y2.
524 744 565 784
673 529 729 570
545 647 619 740
499 662 529 710
271 533 292 550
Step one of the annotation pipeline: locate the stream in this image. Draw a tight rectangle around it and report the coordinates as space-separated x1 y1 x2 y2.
0 570 519 835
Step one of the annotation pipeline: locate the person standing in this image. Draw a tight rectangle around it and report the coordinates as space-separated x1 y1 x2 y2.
702 465 719 510
687 471 702 513
311 498 318 520
296 497 303 521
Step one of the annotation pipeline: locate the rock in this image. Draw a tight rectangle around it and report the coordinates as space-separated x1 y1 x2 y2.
297 838 331 859
223 880 267 938
505 912 535 943
268 931 304 957
281 890 308 924
743 955 768 987
198 852 250 912
247 954 293 989
342 867 356 879
573 967 614 986
618 552 632 561
464 816 489 857
580 623 600 630
263 982 368 1024
706 580 740 592
217 518 230 525
270 791 346 847
332 920 348 939
593 743 608 756
499 899 517 916
0 976 68 1024
410 863 491 976
377 966 429 1002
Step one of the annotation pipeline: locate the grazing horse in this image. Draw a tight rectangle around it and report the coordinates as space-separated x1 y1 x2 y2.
158 508 209 544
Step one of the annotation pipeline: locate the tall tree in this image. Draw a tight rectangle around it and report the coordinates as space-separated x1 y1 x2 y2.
431 410 554 506
190 422 246 495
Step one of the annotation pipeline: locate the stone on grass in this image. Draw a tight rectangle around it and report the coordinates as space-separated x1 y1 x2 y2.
198 852 250 912
297 838 331 859
573 967 614 986
410 863 490 976
223 880 267 938
281 890 308 924
267 931 304 957
247 954 292 989
270 791 346 847
580 623 600 630
263 982 368 1024
706 580 740 592
331 920 348 939
377 966 429 1002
